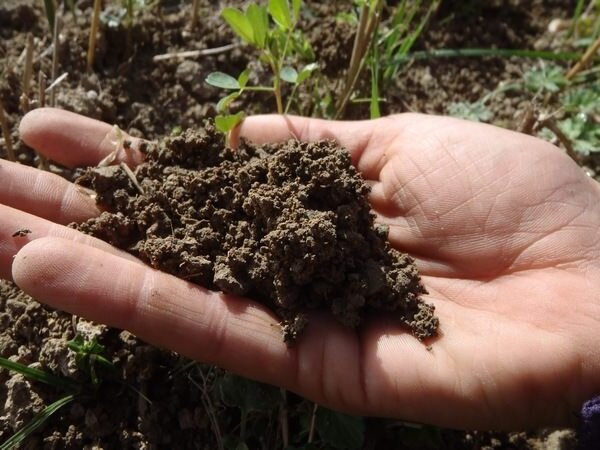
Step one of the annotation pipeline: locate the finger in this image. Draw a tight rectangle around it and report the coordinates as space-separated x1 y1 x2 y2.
0 159 99 224
19 108 145 168
12 237 297 387
232 114 398 180
11 237 441 420
0 205 141 280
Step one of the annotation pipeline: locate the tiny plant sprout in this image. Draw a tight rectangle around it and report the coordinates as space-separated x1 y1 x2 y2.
206 0 317 122
42 0 56 35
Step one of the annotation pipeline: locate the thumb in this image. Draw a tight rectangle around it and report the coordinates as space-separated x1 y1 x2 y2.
230 114 376 160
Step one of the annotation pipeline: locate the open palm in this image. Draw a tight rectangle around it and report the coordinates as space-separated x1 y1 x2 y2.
3 109 600 429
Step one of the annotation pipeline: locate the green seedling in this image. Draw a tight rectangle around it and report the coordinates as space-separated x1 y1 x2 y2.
524 64 568 93
42 0 55 34
447 100 493 122
0 357 77 449
336 0 439 119
313 407 365 450
0 394 74 450
100 0 147 28
67 333 114 385
0 102 15 162
206 0 317 133
367 0 440 118
215 373 280 443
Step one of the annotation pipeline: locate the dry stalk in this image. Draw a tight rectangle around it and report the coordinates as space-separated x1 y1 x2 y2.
517 104 536 134
335 0 384 119
49 12 61 107
566 36 600 80
38 71 47 107
188 369 224 450
279 388 289 448
87 0 102 72
0 103 16 162
36 70 51 170
307 403 318 444
191 0 200 29
20 33 34 113
152 44 238 62
535 115 580 164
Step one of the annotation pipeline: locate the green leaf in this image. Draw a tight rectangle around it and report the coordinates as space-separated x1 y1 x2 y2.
237 68 251 89
216 92 241 112
206 72 241 90
268 0 291 30
524 65 566 93
221 8 254 44
246 4 268 49
280 66 298 83
0 394 74 450
215 112 245 133
42 0 55 32
217 373 280 413
446 101 492 122
291 0 301 21
315 408 365 450
297 62 318 84
0 356 77 392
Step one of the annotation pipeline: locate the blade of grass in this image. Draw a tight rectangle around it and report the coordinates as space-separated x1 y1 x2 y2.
369 25 381 119
0 356 77 392
20 33 34 113
569 0 587 37
42 0 56 34
566 36 600 80
336 0 384 119
389 48 581 67
0 394 74 450
0 102 16 161
49 11 61 107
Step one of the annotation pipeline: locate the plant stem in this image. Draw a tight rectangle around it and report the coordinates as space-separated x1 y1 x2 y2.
566 36 600 80
240 408 248 442
87 0 102 72
0 103 16 162
307 403 318 444
20 33 34 113
43 0 56 35
269 58 284 114
279 388 289 448
49 12 61 107
191 0 200 29
335 0 383 119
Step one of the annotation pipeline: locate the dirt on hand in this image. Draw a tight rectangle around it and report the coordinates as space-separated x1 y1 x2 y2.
75 124 438 344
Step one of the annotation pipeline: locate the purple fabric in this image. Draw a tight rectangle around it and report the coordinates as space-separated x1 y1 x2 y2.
579 396 600 449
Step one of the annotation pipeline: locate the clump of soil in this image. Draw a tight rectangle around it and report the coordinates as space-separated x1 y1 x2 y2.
75 124 438 344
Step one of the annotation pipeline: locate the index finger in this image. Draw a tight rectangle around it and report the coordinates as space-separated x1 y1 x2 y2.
19 108 146 168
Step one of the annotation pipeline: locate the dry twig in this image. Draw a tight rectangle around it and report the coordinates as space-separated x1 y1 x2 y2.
0 103 16 162
566 36 600 80
152 44 238 62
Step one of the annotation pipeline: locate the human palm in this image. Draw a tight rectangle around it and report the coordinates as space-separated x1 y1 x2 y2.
2 109 599 429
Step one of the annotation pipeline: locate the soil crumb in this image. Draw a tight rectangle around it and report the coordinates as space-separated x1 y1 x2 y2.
75 124 438 344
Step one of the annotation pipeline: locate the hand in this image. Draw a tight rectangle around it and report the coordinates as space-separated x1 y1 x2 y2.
3 108 600 429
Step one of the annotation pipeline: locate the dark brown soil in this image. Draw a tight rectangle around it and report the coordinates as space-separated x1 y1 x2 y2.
75 126 438 344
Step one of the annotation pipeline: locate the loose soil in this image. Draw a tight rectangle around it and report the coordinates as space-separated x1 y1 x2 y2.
75 126 437 344
0 0 590 448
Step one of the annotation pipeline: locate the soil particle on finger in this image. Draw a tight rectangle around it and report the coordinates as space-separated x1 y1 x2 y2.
75 123 438 344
